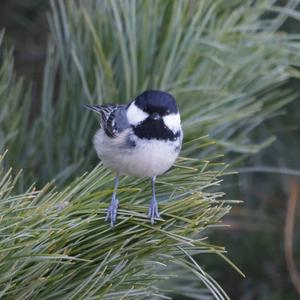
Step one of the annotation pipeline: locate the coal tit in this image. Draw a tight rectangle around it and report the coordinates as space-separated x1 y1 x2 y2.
84 90 183 225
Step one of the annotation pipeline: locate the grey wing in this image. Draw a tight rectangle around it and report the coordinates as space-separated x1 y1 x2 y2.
99 105 119 137
85 104 130 138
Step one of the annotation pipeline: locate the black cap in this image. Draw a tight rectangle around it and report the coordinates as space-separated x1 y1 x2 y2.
135 90 178 116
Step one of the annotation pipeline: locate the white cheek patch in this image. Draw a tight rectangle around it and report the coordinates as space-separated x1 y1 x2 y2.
163 113 181 133
126 102 149 125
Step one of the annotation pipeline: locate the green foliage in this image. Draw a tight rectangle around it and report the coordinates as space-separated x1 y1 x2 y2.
0 31 32 176
2 0 300 188
1 0 300 298
0 151 239 299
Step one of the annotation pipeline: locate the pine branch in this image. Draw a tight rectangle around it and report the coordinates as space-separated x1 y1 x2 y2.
0 149 238 299
2 1 300 188
1 1 300 298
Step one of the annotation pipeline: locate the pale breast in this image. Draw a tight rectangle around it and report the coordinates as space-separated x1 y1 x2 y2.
93 128 181 177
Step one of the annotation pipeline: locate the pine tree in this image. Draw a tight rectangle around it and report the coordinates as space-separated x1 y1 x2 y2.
1 1 299 298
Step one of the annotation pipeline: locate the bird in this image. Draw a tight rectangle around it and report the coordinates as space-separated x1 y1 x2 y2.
84 90 183 226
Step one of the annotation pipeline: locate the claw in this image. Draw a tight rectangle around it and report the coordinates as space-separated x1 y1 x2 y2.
148 176 160 224
105 175 119 227
105 198 119 226
148 197 160 224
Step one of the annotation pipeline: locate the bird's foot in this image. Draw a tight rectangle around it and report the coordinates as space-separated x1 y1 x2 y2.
148 198 160 225
105 198 119 227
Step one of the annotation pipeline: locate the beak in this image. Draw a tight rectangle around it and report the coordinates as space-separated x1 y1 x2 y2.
150 112 161 120
82 104 101 114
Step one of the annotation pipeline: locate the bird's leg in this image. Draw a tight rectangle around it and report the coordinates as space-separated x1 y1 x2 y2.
105 174 119 226
148 176 160 224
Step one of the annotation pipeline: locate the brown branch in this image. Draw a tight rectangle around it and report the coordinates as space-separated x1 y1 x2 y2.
284 177 300 295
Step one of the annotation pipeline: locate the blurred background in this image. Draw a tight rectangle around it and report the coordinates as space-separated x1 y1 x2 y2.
0 0 299 299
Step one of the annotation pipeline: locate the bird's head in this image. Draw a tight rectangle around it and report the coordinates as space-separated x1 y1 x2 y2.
127 90 181 140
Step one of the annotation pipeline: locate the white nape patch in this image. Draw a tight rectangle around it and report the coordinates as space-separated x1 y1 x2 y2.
126 102 149 125
163 113 181 133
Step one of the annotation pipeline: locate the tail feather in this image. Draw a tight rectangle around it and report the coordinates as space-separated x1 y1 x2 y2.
82 104 102 114
83 103 119 138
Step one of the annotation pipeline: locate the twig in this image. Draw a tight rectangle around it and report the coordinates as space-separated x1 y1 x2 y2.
284 177 300 295
236 166 300 177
